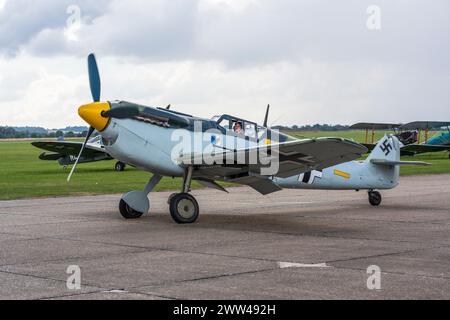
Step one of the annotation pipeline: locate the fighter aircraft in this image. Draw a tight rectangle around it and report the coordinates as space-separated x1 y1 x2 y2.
69 54 427 224
350 122 450 157
32 135 128 171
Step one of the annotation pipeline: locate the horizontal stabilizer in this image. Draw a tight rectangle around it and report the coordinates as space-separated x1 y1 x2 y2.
370 159 431 166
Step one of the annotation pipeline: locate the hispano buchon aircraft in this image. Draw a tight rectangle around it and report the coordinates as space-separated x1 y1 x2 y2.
69 54 429 224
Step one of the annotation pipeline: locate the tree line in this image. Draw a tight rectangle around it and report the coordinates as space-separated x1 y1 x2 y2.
272 124 350 132
0 123 353 139
0 127 88 139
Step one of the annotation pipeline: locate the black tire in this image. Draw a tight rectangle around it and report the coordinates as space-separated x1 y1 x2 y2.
167 193 178 205
169 193 199 224
119 199 144 219
115 161 126 172
368 191 382 206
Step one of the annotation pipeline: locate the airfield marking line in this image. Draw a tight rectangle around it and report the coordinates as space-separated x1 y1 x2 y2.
278 262 331 269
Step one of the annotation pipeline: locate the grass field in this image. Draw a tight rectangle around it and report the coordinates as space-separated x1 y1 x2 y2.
1 131 449 200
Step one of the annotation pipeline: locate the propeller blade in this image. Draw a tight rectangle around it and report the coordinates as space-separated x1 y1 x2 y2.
101 106 140 119
166 104 171 110
67 126 95 182
87 53 101 102
263 104 270 127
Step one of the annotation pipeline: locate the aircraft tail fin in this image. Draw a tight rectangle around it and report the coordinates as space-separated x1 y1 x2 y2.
365 135 400 163
367 135 430 166
364 135 401 187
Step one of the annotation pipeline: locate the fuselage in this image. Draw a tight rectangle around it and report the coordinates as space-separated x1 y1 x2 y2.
426 132 450 146
274 160 399 191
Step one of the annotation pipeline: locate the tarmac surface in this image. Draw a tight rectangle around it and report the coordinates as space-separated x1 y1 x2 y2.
0 174 449 300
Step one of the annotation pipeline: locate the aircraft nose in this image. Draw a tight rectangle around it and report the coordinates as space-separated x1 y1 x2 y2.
78 102 110 132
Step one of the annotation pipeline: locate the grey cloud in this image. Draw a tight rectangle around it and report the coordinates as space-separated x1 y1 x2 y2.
0 0 449 127
1 0 449 71
0 0 110 56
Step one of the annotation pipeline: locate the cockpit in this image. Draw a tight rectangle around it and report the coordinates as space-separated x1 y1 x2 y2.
213 114 268 140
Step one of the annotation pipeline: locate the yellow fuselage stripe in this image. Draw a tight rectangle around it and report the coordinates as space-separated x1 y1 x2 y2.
334 170 351 179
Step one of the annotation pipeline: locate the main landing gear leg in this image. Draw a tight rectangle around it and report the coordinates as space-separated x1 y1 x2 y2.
169 167 199 224
119 174 162 219
368 190 382 206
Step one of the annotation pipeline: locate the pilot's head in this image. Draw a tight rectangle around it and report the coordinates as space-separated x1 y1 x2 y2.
234 122 242 132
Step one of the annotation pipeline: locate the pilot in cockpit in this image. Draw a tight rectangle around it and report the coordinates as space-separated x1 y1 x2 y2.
233 121 244 135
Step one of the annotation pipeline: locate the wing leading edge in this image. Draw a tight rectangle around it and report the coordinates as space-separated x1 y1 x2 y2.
31 141 107 158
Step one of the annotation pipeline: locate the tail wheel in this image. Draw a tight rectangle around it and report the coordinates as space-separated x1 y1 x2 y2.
169 193 199 224
119 199 144 219
115 161 126 172
368 191 382 206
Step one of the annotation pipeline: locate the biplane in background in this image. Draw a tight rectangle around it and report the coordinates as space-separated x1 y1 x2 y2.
350 122 450 157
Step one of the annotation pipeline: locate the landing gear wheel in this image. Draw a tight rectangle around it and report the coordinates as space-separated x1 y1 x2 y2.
167 193 179 205
115 161 126 172
169 193 199 224
119 199 144 219
368 191 382 206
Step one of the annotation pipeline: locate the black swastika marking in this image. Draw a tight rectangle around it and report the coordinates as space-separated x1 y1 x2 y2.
380 139 393 156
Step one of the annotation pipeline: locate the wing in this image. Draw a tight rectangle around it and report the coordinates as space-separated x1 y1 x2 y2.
400 121 450 130
401 144 450 154
350 122 401 130
31 141 107 158
179 137 367 194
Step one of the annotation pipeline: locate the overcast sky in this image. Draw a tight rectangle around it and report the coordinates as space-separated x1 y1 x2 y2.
0 0 449 128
